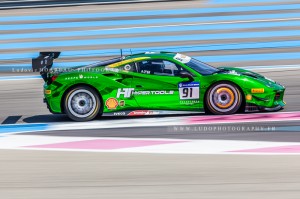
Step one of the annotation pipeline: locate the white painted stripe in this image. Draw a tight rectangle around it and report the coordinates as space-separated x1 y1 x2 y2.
49 117 187 131
44 17 300 33
1 111 299 135
46 111 300 132
1 135 300 155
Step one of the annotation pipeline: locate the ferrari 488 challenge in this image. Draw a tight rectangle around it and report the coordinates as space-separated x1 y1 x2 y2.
32 51 285 121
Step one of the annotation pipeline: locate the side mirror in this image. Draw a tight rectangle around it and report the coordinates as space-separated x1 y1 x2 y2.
179 71 194 82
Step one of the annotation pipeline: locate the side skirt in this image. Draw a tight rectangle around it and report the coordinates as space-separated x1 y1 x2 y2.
103 110 204 116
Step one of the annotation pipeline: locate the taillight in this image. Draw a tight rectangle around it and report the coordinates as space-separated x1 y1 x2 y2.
51 75 58 82
275 93 281 100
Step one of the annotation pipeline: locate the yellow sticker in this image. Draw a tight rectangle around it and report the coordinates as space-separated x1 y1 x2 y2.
45 90 51 95
107 57 150 68
246 94 252 101
251 88 264 93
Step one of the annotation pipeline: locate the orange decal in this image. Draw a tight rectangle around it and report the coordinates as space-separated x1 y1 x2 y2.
119 100 125 107
106 98 118 109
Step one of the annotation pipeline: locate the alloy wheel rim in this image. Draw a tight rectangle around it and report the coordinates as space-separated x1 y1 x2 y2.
67 89 97 118
209 84 238 112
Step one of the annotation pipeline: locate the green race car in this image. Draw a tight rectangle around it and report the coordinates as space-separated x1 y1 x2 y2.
32 51 286 121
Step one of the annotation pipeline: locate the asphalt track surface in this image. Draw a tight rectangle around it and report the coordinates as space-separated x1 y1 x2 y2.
2 150 300 199
1 64 300 199
1 1 300 199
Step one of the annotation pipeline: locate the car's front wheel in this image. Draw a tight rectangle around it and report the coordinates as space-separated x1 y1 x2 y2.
206 82 242 114
64 86 101 121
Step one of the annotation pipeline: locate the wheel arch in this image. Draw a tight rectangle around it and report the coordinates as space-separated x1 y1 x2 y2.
203 80 245 114
60 83 103 114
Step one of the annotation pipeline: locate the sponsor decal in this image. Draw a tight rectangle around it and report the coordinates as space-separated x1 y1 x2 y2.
65 76 99 80
178 82 200 100
44 90 51 95
133 90 174 95
124 64 131 71
117 88 135 98
119 100 125 107
105 98 119 109
117 88 174 98
180 100 200 105
251 88 264 93
113 112 126 116
141 70 151 74
246 94 252 101
128 110 159 116
174 53 191 64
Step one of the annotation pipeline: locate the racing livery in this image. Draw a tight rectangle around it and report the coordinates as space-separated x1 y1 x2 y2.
32 51 286 121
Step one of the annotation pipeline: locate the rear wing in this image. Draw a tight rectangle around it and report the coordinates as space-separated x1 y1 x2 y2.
32 52 61 72
32 52 60 81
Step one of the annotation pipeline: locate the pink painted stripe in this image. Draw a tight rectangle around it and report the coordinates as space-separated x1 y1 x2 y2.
230 145 300 153
25 139 186 150
187 112 300 124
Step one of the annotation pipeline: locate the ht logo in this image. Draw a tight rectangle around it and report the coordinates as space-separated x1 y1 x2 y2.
117 88 134 98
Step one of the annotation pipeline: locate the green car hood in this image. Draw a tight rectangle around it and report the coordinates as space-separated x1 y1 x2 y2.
218 67 283 89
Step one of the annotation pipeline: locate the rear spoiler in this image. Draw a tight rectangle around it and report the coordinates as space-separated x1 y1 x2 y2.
32 52 61 81
32 52 61 72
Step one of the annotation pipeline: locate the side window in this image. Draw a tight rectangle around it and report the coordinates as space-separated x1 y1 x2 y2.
121 63 137 72
136 59 186 76
137 60 152 74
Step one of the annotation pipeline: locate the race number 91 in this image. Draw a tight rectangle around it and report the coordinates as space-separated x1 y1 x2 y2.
178 82 200 100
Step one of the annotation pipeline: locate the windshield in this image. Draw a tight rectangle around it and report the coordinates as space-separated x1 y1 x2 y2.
185 58 218 75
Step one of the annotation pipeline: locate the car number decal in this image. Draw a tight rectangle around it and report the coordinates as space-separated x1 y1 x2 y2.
178 82 200 100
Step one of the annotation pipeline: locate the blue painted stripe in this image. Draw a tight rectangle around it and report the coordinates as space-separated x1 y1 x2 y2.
62 40 300 55
273 126 300 132
197 52 300 62
0 123 49 134
3 20 300 41
0 30 300 50
2 40 300 61
1 12 300 31
242 65 300 70
1 4 300 22
1 52 299 69
0 75 41 80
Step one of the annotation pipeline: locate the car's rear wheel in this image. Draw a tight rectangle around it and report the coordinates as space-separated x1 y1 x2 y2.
206 82 242 114
64 86 101 121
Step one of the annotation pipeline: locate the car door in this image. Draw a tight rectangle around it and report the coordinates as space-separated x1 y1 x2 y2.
130 59 201 111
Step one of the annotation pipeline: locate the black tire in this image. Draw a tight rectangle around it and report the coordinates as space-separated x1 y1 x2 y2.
64 86 101 122
205 82 242 115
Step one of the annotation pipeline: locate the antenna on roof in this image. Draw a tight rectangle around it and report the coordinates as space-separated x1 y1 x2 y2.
130 49 133 55
120 49 123 58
